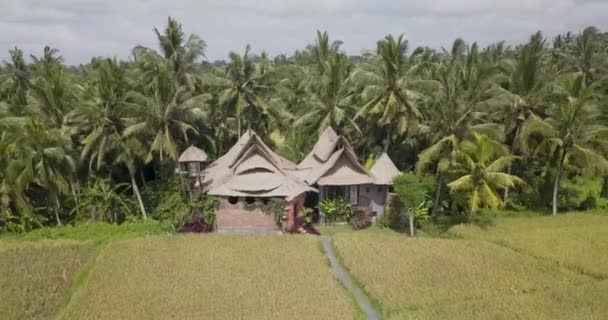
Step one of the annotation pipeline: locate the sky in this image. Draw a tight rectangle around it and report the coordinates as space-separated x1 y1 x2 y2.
1 0 607 65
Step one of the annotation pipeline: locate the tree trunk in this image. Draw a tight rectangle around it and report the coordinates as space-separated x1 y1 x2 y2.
552 173 560 216
408 208 415 237
53 193 62 226
552 151 567 216
431 173 443 218
503 126 520 203
130 170 148 220
383 125 392 153
238 117 242 137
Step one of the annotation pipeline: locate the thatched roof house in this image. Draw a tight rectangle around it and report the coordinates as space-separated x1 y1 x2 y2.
297 127 375 186
370 153 400 185
199 130 315 201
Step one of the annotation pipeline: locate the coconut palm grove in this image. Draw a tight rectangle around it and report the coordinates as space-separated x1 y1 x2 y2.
1 17 608 320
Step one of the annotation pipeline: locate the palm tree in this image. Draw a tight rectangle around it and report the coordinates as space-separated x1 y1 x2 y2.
69 58 129 170
114 136 148 219
125 62 207 162
447 133 525 214
485 32 549 201
10 119 75 225
415 39 502 216
353 34 424 151
29 58 76 129
154 17 206 89
205 45 288 138
294 53 358 134
520 74 608 215
0 47 30 115
307 30 343 75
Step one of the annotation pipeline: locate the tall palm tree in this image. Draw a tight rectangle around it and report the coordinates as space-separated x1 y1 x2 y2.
205 45 288 138
0 47 30 115
307 30 343 75
114 136 148 219
154 17 206 89
125 62 207 162
416 39 502 216
9 119 75 225
447 133 525 214
294 53 358 134
520 74 608 215
354 34 425 151
68 58 129 170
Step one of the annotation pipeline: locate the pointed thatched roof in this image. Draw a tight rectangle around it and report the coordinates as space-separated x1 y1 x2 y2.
370 153 400 185
199 130 315 200
297 127 375 186
179 145 208 163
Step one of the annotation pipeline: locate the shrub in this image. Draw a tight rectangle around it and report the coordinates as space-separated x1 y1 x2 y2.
72 178 136 224
378 198 405 230
320 197 353 223
268 198 286 227
350 208 372 230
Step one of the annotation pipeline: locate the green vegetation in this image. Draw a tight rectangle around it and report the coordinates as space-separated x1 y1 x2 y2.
63 235 354 320
331 213 608 319
320 197 353 223
2 18 608 233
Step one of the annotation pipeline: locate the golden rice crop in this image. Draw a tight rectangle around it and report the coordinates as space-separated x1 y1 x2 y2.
332 232 592 317
450 213 608 277
402 280 608 320
0 240 93 320
63 234 354 320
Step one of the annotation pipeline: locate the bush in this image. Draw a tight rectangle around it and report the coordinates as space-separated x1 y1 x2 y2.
378 198 405 230
320 197 353 223
350 208 372 230
268 198 286 227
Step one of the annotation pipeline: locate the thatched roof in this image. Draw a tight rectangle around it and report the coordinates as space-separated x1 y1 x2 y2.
370 153 400 185
297 127 375 186
179 145 208 163
199 130 315 200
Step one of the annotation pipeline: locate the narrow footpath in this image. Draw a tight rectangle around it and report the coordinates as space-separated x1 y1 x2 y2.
319 236 381 320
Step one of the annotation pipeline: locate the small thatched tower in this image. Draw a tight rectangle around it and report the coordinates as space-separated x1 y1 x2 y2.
179 145 208 177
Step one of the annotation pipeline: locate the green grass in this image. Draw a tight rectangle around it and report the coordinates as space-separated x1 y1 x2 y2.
0 220 167 243
63 234 354 320
449 213 608 278
331 213 608 319
0 241 94 320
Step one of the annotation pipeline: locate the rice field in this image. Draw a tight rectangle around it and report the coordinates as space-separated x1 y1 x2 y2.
63 234 354 320
0 241 94 320
449 213 608 278
333 228 608 319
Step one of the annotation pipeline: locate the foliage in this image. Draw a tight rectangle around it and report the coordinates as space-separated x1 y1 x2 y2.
72 178 135 224
393 173 435 209
350 208 373 230
268 198 286 227
447 133 526 214
298 207 314 227
1 18 608 232
151 188 218 232
320 197 353 223
63 235 354 319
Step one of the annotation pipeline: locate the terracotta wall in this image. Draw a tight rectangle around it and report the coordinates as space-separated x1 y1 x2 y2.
283 194 305 232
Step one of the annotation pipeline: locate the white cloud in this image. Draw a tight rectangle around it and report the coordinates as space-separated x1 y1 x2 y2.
0 0 606 64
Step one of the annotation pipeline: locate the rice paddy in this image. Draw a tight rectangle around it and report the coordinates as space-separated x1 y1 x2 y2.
331 213 608 319
62 234 354 320
0 241 94 320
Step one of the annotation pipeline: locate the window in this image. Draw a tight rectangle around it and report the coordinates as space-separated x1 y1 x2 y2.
228 197 239 205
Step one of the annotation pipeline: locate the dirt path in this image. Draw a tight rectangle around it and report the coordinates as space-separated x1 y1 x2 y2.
320 236 381 320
